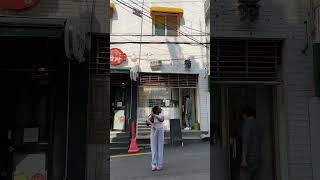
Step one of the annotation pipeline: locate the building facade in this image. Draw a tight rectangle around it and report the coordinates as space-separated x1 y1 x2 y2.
110 0 209 139
0 1 108 180
309 1 320 180
212 0 315 180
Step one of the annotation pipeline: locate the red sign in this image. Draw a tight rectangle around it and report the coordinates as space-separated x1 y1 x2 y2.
110 48 126 65
120 116 125 124
0 0 40 10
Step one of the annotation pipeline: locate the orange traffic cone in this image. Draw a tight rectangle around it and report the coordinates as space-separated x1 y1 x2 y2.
128 120 140 153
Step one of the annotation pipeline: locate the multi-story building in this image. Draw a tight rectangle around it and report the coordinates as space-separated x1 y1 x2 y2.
110 0 209 141
0 1 108 180
212 0 315 180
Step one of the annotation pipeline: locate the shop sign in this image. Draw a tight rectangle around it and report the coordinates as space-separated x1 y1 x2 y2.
113 110 125 130
110 48 127 65
0 0 40 10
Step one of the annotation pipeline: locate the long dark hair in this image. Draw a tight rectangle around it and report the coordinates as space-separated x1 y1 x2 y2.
152 105 160 114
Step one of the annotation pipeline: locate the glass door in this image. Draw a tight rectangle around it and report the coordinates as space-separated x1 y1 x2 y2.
180 88 196 130
12 80 54 180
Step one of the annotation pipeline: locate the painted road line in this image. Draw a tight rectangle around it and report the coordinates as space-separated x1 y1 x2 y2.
111 152 151 158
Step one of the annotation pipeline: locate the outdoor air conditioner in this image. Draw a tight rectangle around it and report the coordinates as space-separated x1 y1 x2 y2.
150 60 162 71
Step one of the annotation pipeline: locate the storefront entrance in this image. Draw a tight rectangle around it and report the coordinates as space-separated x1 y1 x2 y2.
180 88 196 129
0 36 67 180
0 71 56 180
110 72 132 132
212 85 276 180
136 73 199 138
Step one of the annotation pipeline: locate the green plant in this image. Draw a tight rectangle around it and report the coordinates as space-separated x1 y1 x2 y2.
192 122 200 130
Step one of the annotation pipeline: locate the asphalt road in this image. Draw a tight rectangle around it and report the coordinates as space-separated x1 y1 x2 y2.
110 142 210 180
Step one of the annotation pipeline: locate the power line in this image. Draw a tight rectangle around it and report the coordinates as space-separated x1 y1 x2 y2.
114 0 208 47
111 41 210 44
112 0 193 44
139 56 205 61
115 0 207 44
127 0 209 35
112 35 208 57
111 34 208 36
112 32 176 53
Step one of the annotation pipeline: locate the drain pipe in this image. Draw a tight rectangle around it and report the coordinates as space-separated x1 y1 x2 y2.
64 59 71 180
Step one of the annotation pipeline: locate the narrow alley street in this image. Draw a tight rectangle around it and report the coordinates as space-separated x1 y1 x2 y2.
110 142 210 180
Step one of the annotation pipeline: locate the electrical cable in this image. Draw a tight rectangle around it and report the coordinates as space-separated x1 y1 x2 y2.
111 35 206 61
113 0 192 44
114 0 208 47
127 0 209 35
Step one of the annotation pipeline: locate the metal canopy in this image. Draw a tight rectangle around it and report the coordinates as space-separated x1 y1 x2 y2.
0 16 66 37
111 68 130 74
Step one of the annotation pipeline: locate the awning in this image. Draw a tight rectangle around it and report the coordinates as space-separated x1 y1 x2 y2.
0 17 65 37
110 2 116 17
111 68 130 74
139 73 198 87
150 6 184 17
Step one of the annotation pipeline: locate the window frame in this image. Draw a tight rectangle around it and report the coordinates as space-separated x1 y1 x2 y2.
152 12 180 36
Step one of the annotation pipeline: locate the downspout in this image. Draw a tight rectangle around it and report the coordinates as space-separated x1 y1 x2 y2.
64 59 71 180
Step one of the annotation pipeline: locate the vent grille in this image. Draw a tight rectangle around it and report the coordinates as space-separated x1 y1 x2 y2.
90 35 110 76
139 73 198 87
211 40 281 82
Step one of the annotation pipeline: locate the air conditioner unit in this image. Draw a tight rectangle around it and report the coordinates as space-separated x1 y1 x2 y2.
150 60 162 70
185 59 191 69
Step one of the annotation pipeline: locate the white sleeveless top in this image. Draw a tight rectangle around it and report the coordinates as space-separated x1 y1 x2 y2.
152 112 164 129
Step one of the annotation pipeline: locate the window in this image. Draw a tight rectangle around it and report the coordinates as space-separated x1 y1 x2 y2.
153 14 179 36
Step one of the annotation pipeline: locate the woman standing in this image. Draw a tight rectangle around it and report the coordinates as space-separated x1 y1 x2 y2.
147 105 165 171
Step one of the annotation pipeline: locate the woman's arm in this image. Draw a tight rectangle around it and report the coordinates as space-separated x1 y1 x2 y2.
146 115 153 125
153 114 164 122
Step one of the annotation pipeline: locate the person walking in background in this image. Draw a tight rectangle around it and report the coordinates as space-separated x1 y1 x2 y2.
146 105 165 171
240 106 262 180
184 95 192 130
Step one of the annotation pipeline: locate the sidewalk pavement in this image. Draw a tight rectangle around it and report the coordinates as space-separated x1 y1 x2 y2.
110 142 210 180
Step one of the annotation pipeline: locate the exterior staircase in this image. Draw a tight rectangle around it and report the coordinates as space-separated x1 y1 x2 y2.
110 122 209 155
110 131 130 156
137 121 207 150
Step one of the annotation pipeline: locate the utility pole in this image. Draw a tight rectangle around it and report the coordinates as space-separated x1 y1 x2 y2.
138 0 144 67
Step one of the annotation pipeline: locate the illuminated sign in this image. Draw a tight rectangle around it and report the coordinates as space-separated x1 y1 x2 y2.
113 110 125 130
110 48 127 65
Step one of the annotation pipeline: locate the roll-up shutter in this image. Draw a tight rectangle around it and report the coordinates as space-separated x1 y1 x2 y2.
139 73 198 87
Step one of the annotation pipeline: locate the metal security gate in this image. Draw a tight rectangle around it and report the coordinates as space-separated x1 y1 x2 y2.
139 73 198 87
211 39 282 84
88 34 110 144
